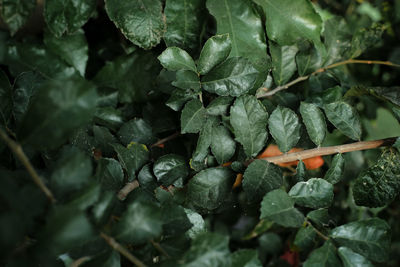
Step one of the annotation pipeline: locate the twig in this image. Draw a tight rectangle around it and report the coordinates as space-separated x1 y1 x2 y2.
71 256 91 267
248 137 396 166
0 128 56 203
117 180 140 201
150 240 170 258
257 59 400 98
150 132 180 148
100 232 147 267
306 221 330 241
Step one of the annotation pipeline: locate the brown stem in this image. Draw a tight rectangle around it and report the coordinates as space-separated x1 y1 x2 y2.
257 59 400 98
248 137 396 166
0 128 56 203
70 256 91 267
150 132 180 148
100 232 147 267
150 240 170 258
306 221 330 241
117 180 140 201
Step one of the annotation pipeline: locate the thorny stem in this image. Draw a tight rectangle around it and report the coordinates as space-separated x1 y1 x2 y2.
100 232 147 267
0 128 56 203
248 137 397 166
306 221 330 241
256 59 400 98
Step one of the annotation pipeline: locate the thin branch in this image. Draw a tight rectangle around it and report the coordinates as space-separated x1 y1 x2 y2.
100 232 147 267
0 128 56 203
150 240 170 259
150 132 180 148
257 59 400 98
249 137 396 166
71 256 91 267
306 221 329 241
117 180 140 201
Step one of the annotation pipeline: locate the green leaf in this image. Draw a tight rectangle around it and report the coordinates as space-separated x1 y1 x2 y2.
0 69 13 126
294 226 317 251
260 189 305 228
158 47 197 72
181 232 231 267
324 153 345 184
187 167 234 211
44 29 88 76
105 0 165 49
324 101 362 141
230 95 268 157
330 218 391 262
82 251 121 267
198 34 232 75
166 89 198 111
353 149 400 207
153 154 189 186
242 160 283 203
206 96 234 116
269 42 298 85
338 247 374 267
18 77 98 149
350 24 384 58
172 70 201 91
202 57 259 97
299 102 327 146
211 125 236 165
164 0 205 53
44 0 96 37
112 143 149 178
254 0 323 47
184 208 206 239
93 125 118 156
95 158 124 191
296 44 323 76
303 241 341 267
94 52 161 103
295 160 307 182
289 178 334 209
323 17 352 65
268 106 301 153
206 0 270 72
191 117 218 170
137 164 158 193
307 209 331 228
117 118 154 146
162 203 192 236
181 99 206 134
0 0 36 35
231 249 262 267
94 107 124 131
113 200 162 244
50 147 92 199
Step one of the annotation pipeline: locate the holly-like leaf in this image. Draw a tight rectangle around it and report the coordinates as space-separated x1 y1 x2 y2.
324 101 362 141
294 226 317 251
324 153 345 184
191 117 218 170
260 189 305 228
206 96 234 116
295 160 307 182
95 158 124 191
353 149 400 207
181 232 231 266
0 0 36 35
330 218 391 262
181 99 206 134
158 47 197 73
105 0 165 49
243 160 283 203
44 29 88 76
289 178 334 209
198 34 232 75
303 241 341 267
206 0 269 72
153 154 189 186
113 200 162 244
202 57 259 97
350 24 384 59
18 77 98 149
210 125 236 165
268 106 301 153
299 102 327 146
307 209 331 228
338 247 374 267
269 41 298 85
112 143 149 178
184 208 206 239
187 167 234 211
166 89 198 111
44 0 96 37
230 95 268 157
254 0 323 47
172 70 201 91
164 0 205 53
117 118 154 146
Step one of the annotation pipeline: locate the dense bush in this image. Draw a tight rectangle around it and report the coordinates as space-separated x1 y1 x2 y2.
1 0 400 266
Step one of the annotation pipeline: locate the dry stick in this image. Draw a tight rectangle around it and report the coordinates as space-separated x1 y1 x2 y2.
256 59 400 98
70 256 91 267
0 128 56 203
150 240 170 259
100 232 147 267
251 137 396 166
150 132 181 148
306 221 329 241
